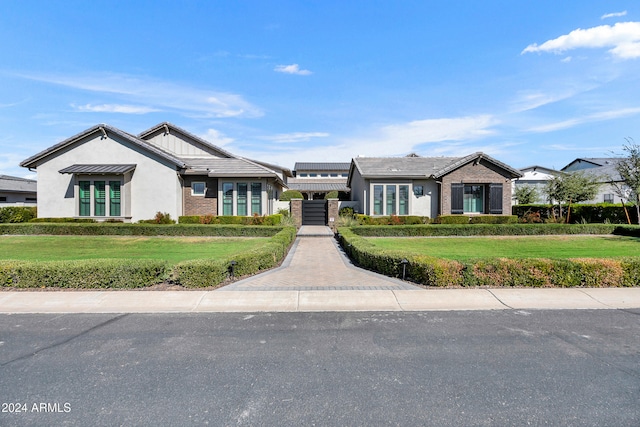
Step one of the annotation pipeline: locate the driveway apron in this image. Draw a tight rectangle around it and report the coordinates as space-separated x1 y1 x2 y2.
219 226 420 291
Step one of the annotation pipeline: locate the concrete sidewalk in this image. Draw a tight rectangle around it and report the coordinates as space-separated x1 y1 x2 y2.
1 288 639 313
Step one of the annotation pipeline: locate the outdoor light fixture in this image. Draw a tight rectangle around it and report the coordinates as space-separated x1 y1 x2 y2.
400 258 409 280
229 260 237 278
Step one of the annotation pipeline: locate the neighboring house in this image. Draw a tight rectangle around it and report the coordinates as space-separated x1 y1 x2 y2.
347 152 522 218
513 166 560 204
561 158 626 204
20 122 291 222
0 175 37 206
287 162 351 200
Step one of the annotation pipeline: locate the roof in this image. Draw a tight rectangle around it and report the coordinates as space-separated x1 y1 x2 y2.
20 124 186 170
286 178 349 192
349 152 522 186
561 158 625 182
59 164 137 174
294 162 351 172
182 157 287 187
519 165 561 174
0 175 37 193
137 122 237 159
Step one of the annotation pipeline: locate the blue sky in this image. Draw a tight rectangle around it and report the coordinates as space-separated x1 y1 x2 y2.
2 1 640 178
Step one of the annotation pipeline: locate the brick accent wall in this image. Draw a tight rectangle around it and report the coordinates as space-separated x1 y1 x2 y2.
440 159 513 215
327 199 339 232
290 198 303 228
183 176 218 216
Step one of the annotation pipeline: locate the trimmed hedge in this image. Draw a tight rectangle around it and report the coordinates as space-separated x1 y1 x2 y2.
355 214 430 225
337 227 640 287
1 227 297 289
280 190 304 201
0 223 285 237
348 223 617 237
513 204 638 224
172 226 297 288
613 225 640 237
178 214 282 226
0 259 169 288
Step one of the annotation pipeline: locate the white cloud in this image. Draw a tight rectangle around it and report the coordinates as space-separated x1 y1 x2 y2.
202 129 234 147
522 21 640 59
602 11 627 20
526 107 640 133
262 132 329 143
72 103 159 114
274 64 313 75
17 72 263 118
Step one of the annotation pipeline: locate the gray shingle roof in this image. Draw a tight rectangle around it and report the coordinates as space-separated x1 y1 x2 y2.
20 124 186 169
59 164 137 174
0 175 37 193
350 152 522 182
562 158 625 182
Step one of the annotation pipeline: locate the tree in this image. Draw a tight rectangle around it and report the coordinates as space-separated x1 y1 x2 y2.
612 139 640 225
514 185 539 205
544 172 601 223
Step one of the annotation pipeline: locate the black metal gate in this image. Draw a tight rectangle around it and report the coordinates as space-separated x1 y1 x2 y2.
302 200 327 225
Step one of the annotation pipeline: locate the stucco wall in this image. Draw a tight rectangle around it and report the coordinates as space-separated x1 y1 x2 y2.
34 133 182 222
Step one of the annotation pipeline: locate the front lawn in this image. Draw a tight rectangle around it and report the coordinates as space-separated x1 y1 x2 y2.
367 235 639 260
0 235 269 263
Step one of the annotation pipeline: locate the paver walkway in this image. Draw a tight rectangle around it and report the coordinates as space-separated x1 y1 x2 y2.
220 226 420 291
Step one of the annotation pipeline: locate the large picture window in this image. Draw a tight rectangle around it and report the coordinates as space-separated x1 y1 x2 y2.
221 181 264 216
372 184 411 215
78 180 122 217
463 185 483 213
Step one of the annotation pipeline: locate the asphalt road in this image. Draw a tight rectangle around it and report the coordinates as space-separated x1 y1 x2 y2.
1 309 639 426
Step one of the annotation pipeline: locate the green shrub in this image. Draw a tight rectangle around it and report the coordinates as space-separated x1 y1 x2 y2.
0 259 168 289
0 206 37 223
613 226 640 237
513 204 638 224
324 191 339 199
339 206 355 217
437 215 470 224
348 223 617 237
280 190 304 201
30 217 97 223
177 214 282 226
172 259 228 288
139 212 175 224
469 215 518 224
0 223 286 237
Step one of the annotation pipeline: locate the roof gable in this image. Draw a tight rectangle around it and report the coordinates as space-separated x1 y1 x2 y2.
138 122 236 159
20 124 186 170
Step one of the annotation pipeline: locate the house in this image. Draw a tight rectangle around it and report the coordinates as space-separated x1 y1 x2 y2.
20 122 291 222
0 175 37 206
561 158 627 204
513 166 561 204
287 162 351 200
347 152 522 218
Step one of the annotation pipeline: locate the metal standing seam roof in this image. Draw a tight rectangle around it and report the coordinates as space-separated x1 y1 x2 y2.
286 182 350 192
294 162 352 171
58 164 137 174
0 175 37 193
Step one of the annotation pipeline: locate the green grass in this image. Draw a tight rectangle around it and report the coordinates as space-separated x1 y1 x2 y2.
367 235 640 260
0 235 269 263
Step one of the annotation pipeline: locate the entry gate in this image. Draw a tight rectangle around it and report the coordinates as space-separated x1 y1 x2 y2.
301 200 327 225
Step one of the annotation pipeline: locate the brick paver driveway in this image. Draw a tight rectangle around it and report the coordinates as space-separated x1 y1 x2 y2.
219 227 420 291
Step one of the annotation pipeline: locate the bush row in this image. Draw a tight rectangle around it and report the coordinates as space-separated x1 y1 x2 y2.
178 214 282 226
337 228 640 287
513 204 639 224
347 223 618 237
0 206 37 223
0 223 286 237
438 215 519 224
1 227 297 289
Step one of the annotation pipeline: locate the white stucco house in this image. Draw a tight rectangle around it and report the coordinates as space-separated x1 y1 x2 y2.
561 158 628 204
513 166 560 204
347 152 522 218
20 123 291 222
0 175 37 207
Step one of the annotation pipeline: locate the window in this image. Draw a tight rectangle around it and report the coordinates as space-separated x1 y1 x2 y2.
0 197 6 202
192 182 205 196
399 185 409 215
237 183 248 216
321 173 329 177
463 185 483 213
79 181 91 216
604 194 614 203
299 173 308 177
373 185 383 215
222 182 233 215
94 181 106 216
309 173 317 177
330 173 338 177
109 181 121 216
386 186 397 215
341 173 349 177
251 182 262 215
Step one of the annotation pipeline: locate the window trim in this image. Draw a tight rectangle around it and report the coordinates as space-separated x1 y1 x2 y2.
191 181 206 196
370 183 412 216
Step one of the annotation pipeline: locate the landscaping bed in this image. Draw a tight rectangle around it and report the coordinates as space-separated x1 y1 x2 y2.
0 226 297 290
337 225 640 288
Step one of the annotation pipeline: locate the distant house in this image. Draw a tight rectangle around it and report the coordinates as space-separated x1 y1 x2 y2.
0 175 37 206
513 166 561 204
561 158 627 204
347 152 522 218
287 162 351 200
20 123 291 222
